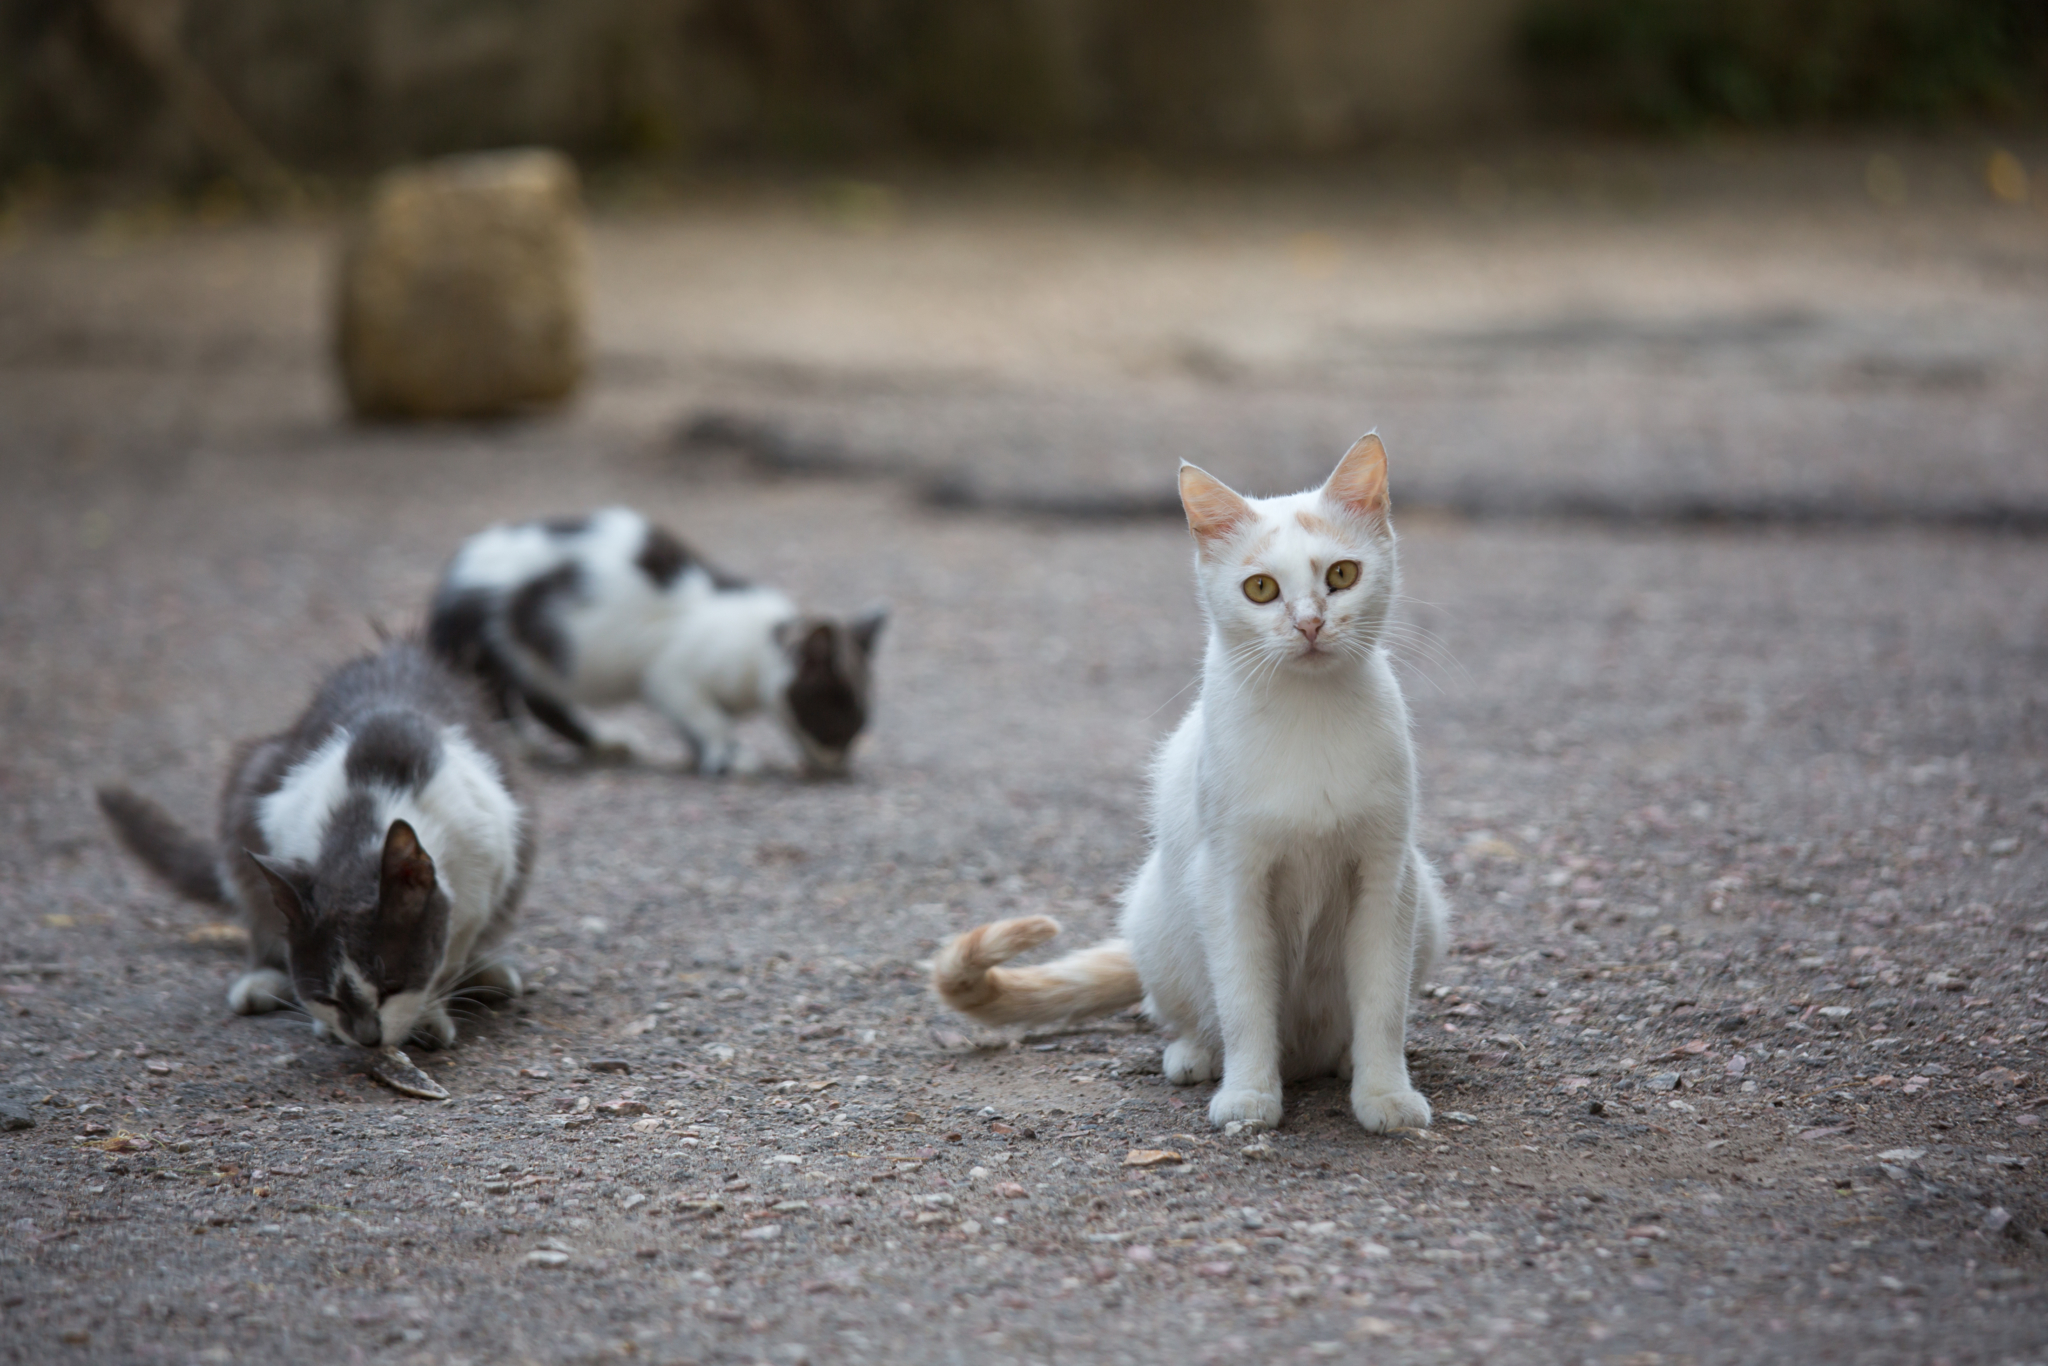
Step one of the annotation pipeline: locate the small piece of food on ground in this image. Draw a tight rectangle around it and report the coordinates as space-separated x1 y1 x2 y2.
1123 1148 1183 1167
367 1047 450 1100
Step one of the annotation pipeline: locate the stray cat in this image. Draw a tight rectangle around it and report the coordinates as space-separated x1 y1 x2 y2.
98 639 531 1049
428 507 884 776
931 434 1449 1133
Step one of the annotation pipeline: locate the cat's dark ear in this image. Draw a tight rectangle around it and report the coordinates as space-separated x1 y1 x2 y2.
377 820 437 921
849 605 887 657
1323 432 1390 524
1179 463 1252 552
247 852 311 933
799 622 836 671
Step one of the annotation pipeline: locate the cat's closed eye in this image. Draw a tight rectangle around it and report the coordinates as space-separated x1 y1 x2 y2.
1243 574 1279 603
1325 560 1359 590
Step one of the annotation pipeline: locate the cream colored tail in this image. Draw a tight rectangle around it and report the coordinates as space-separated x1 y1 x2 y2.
929 916 1142 1027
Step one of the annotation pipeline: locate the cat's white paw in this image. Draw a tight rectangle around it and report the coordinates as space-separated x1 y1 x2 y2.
1163 1038 1220 1085
729 746 764 777
411 1006 458 1050
464 961 524 998
1208 1086 1283 1131
227 969 291 1015
1352 1086 1431 1133
311 1018 340 1043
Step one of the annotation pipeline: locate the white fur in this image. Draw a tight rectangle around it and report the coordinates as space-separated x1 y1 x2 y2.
249 723 524 1043
1125 445 1448 1133
446 507 803 773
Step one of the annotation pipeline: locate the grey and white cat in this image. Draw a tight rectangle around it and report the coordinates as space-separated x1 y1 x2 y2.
98 639 531 1049
931 434 1449 1133
428 507 884 776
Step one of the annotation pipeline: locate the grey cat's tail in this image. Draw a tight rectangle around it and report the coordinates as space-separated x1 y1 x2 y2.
96 786 227 906
930 916 1142 1027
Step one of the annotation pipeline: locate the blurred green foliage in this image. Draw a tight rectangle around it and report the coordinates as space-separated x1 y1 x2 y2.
1519 0 2048 128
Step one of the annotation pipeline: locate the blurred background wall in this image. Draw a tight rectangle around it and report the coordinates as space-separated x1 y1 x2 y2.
5 0 2047 183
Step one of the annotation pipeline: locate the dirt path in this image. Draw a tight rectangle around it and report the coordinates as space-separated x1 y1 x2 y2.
1 156 2043 1365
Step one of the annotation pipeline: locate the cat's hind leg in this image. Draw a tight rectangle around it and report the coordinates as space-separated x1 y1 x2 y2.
227 968 292 1015
1163 1036 1221 1085
460 961 524 1000
1407 846 1450 999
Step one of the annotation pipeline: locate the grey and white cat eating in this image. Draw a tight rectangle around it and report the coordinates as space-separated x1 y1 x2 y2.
428 507 885 776
99 639 532 1050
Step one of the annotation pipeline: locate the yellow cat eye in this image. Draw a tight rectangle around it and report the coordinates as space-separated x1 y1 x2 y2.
1243 574 1280 604
1325 559 1360 590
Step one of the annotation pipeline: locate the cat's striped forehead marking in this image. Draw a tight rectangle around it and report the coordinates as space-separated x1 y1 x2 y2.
1295 509 1340 538
1238 528 1277 564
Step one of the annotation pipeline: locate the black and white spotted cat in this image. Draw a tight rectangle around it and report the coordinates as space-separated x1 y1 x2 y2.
428 508 884 776
98 639 531 1048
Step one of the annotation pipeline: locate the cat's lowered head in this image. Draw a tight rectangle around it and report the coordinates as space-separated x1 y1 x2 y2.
429 508 884 777
99 639 531 1049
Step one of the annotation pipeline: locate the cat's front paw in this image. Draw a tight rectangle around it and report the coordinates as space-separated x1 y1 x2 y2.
1352 1086 1431 1133
227 969 291 1015
1163 1038 1220 1085
410 1006 458 1050
1208 1086 1283 1131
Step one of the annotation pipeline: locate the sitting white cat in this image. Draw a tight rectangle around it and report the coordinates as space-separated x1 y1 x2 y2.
931 434 1448 1132
429 508 884 776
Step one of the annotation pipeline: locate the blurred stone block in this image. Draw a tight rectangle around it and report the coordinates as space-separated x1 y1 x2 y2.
337 148 585 420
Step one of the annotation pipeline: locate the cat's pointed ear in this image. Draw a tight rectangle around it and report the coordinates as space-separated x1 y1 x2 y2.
378 820 437 921
247 851 311 933
1179 462 1252 551
1323 432 1390 523
849 605 887 657
800 622 836 670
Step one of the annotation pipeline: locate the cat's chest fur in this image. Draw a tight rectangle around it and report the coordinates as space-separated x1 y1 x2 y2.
1198 660 1413 842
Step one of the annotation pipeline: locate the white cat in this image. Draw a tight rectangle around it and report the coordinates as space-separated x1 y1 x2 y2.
931 434 1448 1133
429 508 884 776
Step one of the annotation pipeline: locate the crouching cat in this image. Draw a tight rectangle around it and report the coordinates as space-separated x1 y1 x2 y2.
428 508 884 776
931 434 1449 1133
98 639 531 1049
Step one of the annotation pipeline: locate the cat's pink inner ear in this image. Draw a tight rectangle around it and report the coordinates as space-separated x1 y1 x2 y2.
1324 433 1390 521
380 819 436 894
1179 463 1252 547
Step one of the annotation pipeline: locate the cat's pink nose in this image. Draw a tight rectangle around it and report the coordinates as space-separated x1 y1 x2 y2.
1295 615 1324 644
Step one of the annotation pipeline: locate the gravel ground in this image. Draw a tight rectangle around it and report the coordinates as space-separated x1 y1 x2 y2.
1 149 2044 1365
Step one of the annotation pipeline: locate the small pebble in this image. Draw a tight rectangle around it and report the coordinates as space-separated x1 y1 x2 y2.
525 1249 570 1268
587 1059 632 1074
